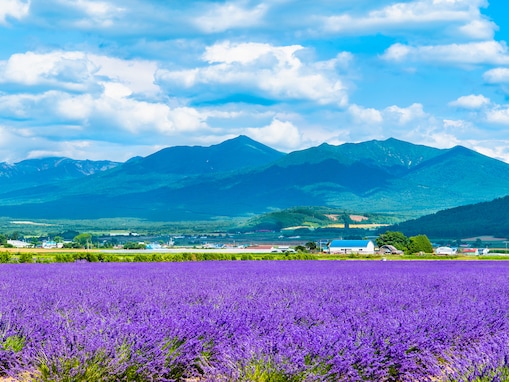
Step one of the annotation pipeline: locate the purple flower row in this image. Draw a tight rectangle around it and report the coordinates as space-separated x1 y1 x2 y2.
1 261 509 381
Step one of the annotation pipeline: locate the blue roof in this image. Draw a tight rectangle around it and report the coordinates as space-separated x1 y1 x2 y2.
329 240 372 247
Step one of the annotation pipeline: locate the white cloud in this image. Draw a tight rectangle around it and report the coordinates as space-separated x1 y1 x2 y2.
202 41 302 65
382 41 509 66
422 132 462 149
449 94 490 109
473 142 509 163
322 0 493 38
0 51 98 91
88 54 159 96
0 86 207 143
486 107 509 125
443 119 468 129
484 68 509 83
55 93 206 135
0 0 30 25
384 103 426 124
158 41 349 106
245 118 301 150
0 51 159 96
194 2 267 33
458 19 497 39
63 0 125 28
348 104 383 124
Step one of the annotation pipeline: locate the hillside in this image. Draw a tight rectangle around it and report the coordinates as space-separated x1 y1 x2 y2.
1 137 509 221
388 196 509 239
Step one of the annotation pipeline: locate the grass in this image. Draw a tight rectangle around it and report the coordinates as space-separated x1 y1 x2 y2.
2 248 509 264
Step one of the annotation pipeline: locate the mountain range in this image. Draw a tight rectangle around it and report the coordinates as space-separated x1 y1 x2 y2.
1 135 509 222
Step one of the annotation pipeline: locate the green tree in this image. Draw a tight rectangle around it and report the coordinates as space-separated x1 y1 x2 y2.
123 242 146 250
408 234 433 254
0 234 7 246
376 231 410 251
73 233 93 248
305 241 317 251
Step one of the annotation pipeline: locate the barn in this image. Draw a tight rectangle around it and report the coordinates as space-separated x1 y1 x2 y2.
328 239 375 254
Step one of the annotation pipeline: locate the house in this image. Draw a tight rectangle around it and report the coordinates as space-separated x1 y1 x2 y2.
378 245 404 255
42 240 62 249
7 240 33 248
328 240 375 254
435 247 457 255
462 248 489 255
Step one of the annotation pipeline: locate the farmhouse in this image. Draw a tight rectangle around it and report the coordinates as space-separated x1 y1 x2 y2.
7 240 33 248
462 248 489 255
379 245 404 255
435 247 457 255
328 239 375 254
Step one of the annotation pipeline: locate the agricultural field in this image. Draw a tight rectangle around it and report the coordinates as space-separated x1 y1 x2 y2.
1 261 509 381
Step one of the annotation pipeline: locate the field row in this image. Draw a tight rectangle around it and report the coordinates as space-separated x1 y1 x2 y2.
1 261 509 381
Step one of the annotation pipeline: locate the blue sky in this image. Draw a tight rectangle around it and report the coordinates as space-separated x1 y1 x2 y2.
1 0 509 163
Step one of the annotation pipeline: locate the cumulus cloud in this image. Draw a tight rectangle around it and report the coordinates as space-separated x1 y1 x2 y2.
0 123 159 163
449 94 490 109
157 41 350 106
0 51 98 91
484 68 509 83
382 41 509 66
348 104 383 124
474 142 509 163
384 103 427 125
53 92 206 135
322 0 493 39
443 119 469 129
486 107 509 125
194 2 267 33
0 85 206 148
61 0 125 28
458 19 497 39
245 118 302 150
0 0 30 25
0 51 159 96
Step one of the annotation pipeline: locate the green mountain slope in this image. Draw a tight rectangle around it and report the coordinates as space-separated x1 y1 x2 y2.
389 195 509 239
1 137 509 221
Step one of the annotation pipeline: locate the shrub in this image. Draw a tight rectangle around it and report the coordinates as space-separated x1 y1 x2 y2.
55 254 74 263
18 252 34 263
0 251 11 263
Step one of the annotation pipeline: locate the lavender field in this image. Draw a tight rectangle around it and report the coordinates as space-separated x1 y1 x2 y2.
1 261 509 381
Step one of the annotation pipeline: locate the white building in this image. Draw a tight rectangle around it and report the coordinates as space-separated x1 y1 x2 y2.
328 240 375 254
435 247 457 255
7 240 33 248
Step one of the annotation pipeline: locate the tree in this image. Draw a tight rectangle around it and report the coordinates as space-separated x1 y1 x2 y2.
376 231 410 251
305 241 317 251
73 233 93 248
408 235 433 254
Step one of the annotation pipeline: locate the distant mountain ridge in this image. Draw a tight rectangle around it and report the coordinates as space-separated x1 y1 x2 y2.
1 136 509 221
122 135 284 175
0 157 120 193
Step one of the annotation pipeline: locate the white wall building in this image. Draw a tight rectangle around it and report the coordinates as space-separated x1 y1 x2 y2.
328 240 375 254
435 247 457 255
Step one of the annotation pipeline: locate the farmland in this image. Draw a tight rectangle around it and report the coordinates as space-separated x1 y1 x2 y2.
1 261 509 381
